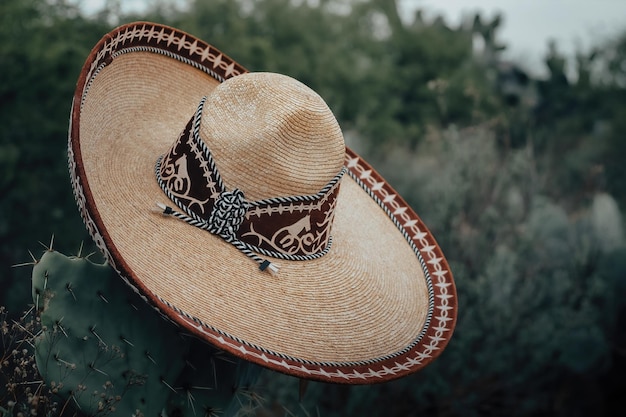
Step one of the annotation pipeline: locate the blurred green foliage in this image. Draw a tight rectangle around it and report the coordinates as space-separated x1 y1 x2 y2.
0 0 110 312
1 0 625 415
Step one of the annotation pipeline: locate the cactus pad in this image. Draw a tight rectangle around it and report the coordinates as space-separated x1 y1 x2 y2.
32 250 262 416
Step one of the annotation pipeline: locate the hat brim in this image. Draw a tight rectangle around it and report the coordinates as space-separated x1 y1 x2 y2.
69 22 457 384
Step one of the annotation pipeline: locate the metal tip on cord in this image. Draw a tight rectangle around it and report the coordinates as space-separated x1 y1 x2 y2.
260 260 279 275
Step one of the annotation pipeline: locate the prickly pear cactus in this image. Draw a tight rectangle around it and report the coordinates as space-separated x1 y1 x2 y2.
32 250 262 416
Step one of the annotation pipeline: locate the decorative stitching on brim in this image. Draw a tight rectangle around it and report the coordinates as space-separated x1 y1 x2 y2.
150 150 453 378
68 21 456 383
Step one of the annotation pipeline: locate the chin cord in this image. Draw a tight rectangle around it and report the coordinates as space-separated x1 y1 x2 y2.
155 202 280 275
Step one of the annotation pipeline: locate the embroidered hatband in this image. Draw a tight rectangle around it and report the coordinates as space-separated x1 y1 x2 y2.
155 97 345 273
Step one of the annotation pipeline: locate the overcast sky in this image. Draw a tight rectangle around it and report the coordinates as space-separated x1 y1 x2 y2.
400 0 626 73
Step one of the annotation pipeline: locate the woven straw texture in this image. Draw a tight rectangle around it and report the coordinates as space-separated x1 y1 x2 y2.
70 22 456 383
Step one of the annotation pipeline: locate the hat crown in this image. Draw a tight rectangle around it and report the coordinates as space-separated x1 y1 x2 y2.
199 73 345 201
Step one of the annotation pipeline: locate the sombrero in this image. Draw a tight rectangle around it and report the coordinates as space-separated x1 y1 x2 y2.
69 21 457 384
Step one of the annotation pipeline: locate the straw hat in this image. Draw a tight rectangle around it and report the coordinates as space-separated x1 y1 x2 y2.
69 22 457 384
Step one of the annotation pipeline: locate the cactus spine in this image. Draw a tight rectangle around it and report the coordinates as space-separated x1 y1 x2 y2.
32 250 262 416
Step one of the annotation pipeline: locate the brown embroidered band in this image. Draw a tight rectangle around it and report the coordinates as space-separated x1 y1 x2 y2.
155 96 345 274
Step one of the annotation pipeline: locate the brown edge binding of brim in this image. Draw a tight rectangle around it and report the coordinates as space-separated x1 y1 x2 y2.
68 21 457 384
